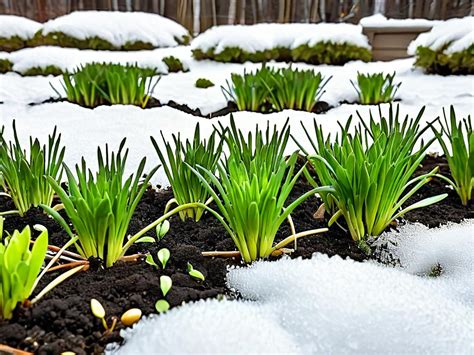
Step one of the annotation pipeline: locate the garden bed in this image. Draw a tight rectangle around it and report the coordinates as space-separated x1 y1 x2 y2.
0 154 471 354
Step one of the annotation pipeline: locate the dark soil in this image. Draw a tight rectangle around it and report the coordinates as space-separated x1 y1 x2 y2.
0 155 471 354
29 98 331 118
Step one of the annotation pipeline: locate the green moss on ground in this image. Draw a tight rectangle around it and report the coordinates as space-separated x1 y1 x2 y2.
195 78 215 88
192 42 372 65
22 65 64 76
163 56 187 73
414 45 474 75
0 59 13 73
0 36 28 52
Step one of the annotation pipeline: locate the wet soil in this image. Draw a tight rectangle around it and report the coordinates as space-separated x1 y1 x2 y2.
0 155 471 354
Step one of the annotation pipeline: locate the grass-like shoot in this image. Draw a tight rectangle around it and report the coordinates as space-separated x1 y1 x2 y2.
188 117 333 263
0 122 65 216
431 106 473 206
41 139 158 268
151 124 224 222
351 72 401 105
53 62 160 108
295 105 447 250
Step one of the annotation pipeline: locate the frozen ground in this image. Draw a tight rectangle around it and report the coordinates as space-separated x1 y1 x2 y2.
111 221 473 354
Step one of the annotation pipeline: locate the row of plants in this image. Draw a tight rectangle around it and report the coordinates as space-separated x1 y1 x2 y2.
413 44 474 75
0 105 472 320
192 42 372 65
224 65 401 112
0 56 187 76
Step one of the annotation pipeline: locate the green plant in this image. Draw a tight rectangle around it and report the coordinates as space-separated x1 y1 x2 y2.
0 122 65 216
160 275 172 296
151 124 224 222
188 117 333 263
0 219 81 320
0 59 13 74
0 35 27 52
351 72 401 105
414 45 474 75
431 107 473 206
146 248 171 270
155 299 170 313
223 65 329 113
53 62 160 108
23 65 63 76
162 56 186 73
41 139 158 268
187 262 205 281
294 105 447 249
222 66 274 112
263 66 330 112
195 78 215 88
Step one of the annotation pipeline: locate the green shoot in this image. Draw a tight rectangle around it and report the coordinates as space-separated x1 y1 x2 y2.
152 124 223 222
155 299 170 313
431 106 473 206
351 72 401 105
0 122 65 216
160 275 172 297
294 105 447 248
187 262 205 281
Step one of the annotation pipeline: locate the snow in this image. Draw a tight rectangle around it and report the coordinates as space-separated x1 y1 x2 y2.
375 220 474 306
40 11 189 48
0 15 41 40
112 220 474 354
408 16 474 55
191 23 371 55
7 45 191 75
360 14 439 28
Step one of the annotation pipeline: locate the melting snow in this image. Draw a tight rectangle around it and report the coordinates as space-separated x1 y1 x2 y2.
112 221 473 354
0 15 41 40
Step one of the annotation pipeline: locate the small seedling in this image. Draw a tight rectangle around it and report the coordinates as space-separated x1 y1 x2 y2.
90 298 117 332
155 299 170 313
160 275 172 297
120 308 142 326
187 262 205 281
157 248 170 269
156 220 170 240
145 253 158 269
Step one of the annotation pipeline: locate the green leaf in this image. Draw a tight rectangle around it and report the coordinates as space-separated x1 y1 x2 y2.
160 275 172 297
145 254 158 269
157 248 170 269
187 263 205 281
155 299 170 313
134 236 155 244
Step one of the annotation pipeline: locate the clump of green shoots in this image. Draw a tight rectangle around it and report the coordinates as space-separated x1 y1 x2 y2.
294 105 447 251
53 62 160 108
0 218 83 320
162 56 186 73
41 139 159 268
0 122 65 216
151 124 224 222
188 117 332 263
351 72 401 105
431 106 473 206
223 65 330 113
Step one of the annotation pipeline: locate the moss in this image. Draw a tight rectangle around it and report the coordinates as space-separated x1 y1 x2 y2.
0 59 13 73
22 65 63 76
0 35 28 52
192 42 371 65
29 30 191 51
195 78 215 88
162 56 186 73
414 44 474 75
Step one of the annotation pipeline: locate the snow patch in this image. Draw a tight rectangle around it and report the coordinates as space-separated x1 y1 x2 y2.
191 23 370 54
408 16 474 55
0 15 41 40
40 11 189 48
112 224 474 354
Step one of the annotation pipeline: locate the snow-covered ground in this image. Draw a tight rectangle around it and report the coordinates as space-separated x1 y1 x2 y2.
0 17 472 354
111 221 474 354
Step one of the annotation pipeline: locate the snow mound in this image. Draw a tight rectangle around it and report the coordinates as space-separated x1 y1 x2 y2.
376 220 474 305
408 16 474 55
191 23 370 54
0 15 41 40
113 220 474 354
360 14 439 28
40 11 189 48
113 299 300 354
8 46 192 74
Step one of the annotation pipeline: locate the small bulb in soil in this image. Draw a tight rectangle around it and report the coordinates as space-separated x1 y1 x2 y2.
121 308 142 326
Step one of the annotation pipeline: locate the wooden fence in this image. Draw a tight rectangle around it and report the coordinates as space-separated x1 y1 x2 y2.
1 0 472 33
